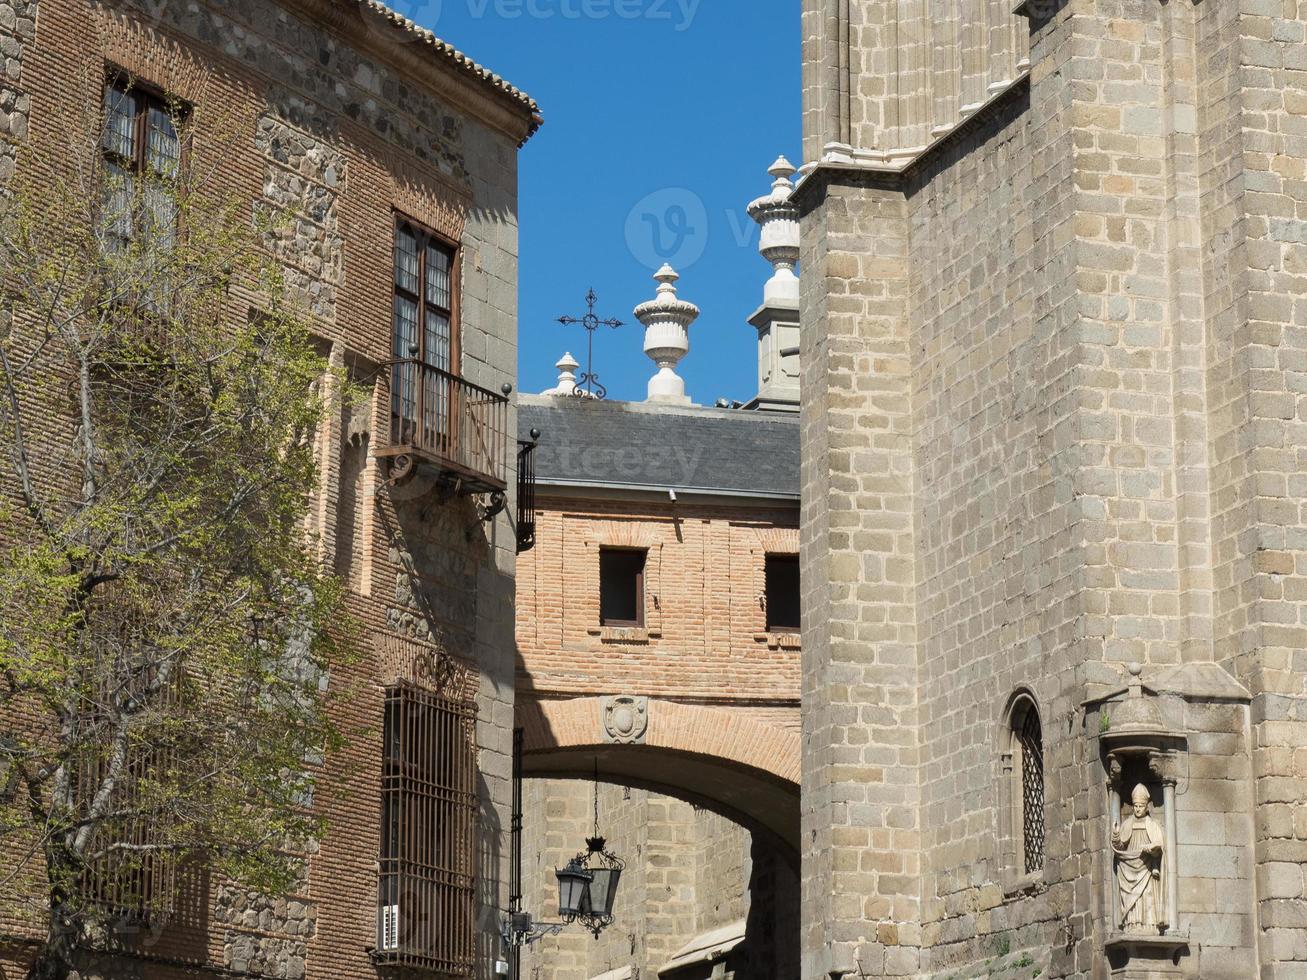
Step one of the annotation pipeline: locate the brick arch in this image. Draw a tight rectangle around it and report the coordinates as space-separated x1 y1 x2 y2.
517 697 800 854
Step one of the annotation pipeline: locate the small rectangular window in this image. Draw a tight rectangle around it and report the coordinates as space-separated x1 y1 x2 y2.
599 548 646 627
765 553 801 633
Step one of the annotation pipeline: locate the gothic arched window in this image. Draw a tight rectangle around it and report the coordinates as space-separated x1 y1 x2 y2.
1010 696 1045 874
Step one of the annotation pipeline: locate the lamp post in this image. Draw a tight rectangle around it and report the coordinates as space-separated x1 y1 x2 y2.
553 763 625 938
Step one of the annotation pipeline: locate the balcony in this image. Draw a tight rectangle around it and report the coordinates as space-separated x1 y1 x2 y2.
380 359 510 494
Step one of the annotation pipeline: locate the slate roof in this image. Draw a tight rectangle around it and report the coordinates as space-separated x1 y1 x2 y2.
518 395 800 500
352 0 541 135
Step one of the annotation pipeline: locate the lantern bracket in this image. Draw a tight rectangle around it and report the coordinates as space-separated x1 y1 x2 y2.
501 911 565 948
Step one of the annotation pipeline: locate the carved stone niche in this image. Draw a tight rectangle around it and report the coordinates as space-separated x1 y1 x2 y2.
1088 664 1191 978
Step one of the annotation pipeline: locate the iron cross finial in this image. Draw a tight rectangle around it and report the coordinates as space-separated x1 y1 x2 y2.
557 288 623 399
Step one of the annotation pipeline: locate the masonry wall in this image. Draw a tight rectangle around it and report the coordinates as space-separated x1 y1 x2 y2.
516 778 801 980
0 0 529 976
514 485 803 976
516 492 801 728
800 0 1302 977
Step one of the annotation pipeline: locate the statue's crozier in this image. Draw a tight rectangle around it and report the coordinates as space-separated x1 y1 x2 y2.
1111 783 1167 933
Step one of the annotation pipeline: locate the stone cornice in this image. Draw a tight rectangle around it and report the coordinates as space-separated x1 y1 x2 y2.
793 72 1030 214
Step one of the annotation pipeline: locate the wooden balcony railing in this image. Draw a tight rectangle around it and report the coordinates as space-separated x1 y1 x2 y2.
381 359 510 494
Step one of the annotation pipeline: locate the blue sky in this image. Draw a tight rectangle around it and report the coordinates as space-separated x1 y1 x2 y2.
403 0 801 404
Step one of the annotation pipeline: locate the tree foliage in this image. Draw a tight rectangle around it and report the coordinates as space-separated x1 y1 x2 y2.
0 86 353 978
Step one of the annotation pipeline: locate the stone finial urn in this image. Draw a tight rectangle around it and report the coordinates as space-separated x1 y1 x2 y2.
544 351 580 396
635 264 699 405
746 155 800 306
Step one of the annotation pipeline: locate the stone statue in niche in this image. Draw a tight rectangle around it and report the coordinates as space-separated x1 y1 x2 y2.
1112 783 1167 933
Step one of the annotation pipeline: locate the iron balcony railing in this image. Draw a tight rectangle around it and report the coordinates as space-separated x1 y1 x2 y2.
516 439 537 554
384 359 510 493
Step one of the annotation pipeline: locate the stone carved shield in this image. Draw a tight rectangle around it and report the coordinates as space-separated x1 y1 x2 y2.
602 696 649 744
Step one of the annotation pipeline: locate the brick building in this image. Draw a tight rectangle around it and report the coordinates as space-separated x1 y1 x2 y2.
0 0 536 977
799 0 1307 977
512 214 805 979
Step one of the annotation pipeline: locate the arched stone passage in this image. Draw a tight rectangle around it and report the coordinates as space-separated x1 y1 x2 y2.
516 697 800 854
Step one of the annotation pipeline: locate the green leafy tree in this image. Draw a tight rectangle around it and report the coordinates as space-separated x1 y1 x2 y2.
0 89 352 979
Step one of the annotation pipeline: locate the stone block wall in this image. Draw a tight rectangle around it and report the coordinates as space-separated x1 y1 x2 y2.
0 0 35 186
516 778 799 980
799 0 1307 976
798 173 921 979
801 0 1030 165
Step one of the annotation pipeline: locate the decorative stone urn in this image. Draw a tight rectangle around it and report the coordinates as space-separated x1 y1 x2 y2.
744 155 801 411
543 352 580 396
746 155 800 307
635 264 699 405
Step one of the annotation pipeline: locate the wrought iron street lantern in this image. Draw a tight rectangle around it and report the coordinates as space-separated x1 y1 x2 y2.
555 859 591 919
553 763 625 938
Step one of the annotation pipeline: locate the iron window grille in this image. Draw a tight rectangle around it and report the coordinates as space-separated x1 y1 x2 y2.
599 548 646 627
377 683 477 975
75 665 184 925
1015 704 1045 874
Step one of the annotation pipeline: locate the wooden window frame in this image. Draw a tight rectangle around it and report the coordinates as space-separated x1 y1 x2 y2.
764 552 801 634
101 70 186 173
392 213 461 375
599 547 647 628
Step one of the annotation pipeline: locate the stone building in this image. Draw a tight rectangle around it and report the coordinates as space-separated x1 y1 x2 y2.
799 1 1307 978
511 173 805 979
0 0 536 977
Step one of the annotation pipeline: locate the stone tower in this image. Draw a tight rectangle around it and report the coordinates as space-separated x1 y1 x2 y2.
798 1 1307 978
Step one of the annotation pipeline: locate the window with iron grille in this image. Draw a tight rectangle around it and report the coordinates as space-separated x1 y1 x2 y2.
100 73 185 254
75 666 184 925
1013 698 1045 875
377 683 477 974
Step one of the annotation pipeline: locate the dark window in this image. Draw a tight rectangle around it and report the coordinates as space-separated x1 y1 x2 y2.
1014 701 1045 874
599 548 646 627
378 683 476 973
100 74 184 253
765 553 801 632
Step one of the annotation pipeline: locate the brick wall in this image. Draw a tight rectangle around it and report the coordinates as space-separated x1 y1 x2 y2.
516 492 801 708
0 0 531 977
